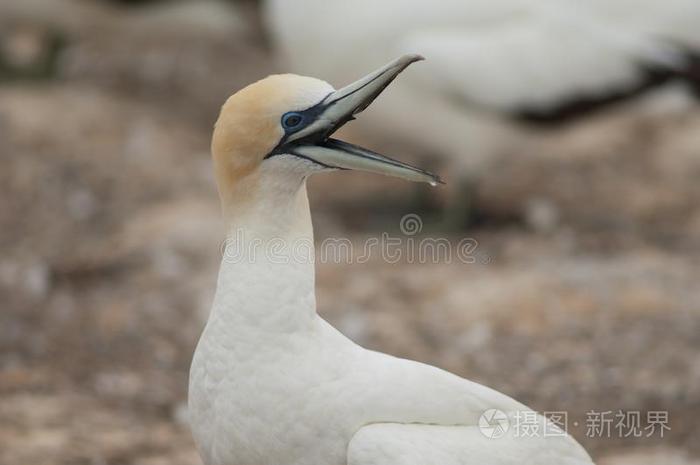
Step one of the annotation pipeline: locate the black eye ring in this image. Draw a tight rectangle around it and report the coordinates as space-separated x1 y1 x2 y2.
282 112 304 130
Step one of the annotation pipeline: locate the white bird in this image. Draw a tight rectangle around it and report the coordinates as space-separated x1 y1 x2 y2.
264 0 700 170
188 55 594 465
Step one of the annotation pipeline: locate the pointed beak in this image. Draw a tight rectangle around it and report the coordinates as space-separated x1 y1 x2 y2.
278 54 443 186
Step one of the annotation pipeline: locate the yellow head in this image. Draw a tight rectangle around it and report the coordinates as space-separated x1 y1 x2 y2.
210 55 440 217
212 74 333 209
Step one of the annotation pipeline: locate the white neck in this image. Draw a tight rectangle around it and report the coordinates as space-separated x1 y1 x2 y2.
210 159 318 334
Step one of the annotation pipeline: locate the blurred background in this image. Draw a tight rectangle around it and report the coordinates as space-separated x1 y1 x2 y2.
1 0 700 464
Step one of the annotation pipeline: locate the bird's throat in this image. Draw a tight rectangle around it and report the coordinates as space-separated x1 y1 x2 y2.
212 168 318 333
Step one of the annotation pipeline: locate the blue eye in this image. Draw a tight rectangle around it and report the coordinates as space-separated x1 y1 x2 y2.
282 112 304 130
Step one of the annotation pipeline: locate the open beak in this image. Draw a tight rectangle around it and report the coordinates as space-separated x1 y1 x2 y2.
278 54 443 186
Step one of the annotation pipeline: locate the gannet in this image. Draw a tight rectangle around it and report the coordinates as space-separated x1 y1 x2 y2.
188 55 595 465
264 0 700 169
266 0 700 112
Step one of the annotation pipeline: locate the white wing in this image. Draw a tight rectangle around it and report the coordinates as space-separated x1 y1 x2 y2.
399 5 680 111
265 0 695 112
348 422 594 465
333 344 595 465
578 0 700 47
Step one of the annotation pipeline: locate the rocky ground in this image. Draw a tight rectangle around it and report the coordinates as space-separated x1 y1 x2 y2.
1 1 699 464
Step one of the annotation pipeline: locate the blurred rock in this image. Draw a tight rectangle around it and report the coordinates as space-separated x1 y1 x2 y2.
0 0 271 121
524 197 560 233
0 0 251 41
476 84 700 246
0 25 65 80
0 392 198 465
600 448 700 465
126 0 251 40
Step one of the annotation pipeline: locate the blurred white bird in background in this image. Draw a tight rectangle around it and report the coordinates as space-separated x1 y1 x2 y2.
264 0 700 175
